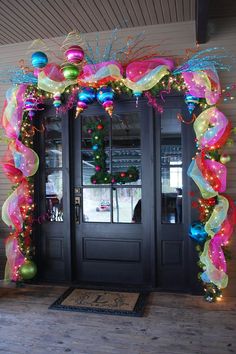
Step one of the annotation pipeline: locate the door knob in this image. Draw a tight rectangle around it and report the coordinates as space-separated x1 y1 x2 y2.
75 197 80 223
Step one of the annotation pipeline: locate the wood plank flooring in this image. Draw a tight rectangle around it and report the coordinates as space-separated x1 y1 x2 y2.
0 284 235 354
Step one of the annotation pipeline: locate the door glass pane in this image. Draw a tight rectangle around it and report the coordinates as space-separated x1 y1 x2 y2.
112 112 140 148
112 149 141 185
82 150 110 185
46 170 63 222
83 188 111 222
112 113 141 185
45 115 63 222
81 115 109 149
45 116 62 168
113 187 141 223
161 109 182 224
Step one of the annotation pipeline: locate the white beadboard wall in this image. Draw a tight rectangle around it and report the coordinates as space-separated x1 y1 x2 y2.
0 19 236 295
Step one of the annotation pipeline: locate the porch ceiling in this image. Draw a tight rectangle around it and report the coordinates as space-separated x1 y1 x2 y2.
0 0 197 45
0 1 236 46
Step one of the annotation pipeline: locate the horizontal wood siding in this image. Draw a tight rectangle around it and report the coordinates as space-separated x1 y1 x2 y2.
0 18 236 295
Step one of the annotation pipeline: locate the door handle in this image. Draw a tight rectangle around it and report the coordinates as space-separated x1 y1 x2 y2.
75 197 80 223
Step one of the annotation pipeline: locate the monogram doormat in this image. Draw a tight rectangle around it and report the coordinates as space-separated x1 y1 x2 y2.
49 287 148 316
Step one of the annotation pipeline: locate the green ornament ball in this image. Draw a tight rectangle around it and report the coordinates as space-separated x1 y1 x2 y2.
61 63 79 80
19 260 37 280
220 153 231 164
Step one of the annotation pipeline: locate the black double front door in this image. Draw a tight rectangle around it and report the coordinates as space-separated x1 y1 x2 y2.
37 96 194 290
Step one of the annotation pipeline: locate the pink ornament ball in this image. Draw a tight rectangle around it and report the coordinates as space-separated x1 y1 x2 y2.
65 45 84 64
95 166 101 172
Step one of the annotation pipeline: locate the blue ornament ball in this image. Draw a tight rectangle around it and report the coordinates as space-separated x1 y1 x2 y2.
92 144 99 151
31 51 48 68
184 93 199 115
78 87 95 104
97 86 114 104
189 221 208 243
133 91 142 98
201 271 211 283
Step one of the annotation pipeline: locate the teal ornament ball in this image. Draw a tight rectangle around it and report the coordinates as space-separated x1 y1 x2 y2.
31 51 48 68
184 93 199 115
92 144 99 151
19 260 37 280
189 221 208 243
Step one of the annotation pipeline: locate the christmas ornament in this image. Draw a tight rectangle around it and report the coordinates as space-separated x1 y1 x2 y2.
220 153 231 164
189 221 208 243
65 45 84 64
61 63 79 80
19 260 37 280
97 86 114 116
185 93 199 115
31 51 48 68
76 87 95 117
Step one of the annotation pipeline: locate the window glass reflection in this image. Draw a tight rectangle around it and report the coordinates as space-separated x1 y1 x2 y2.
45 170 63 221
83 188 110 222
113 188 141 223
45 116 62 168
112 149 141 185
161 109 182 224
112 113 140 148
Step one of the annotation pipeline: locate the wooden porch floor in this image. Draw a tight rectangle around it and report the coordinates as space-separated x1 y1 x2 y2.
0 284 235 354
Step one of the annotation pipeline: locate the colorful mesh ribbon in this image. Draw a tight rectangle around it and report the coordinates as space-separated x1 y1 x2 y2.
182 69 221 106
2 179 31 232
38 63 77 93
194 107 231 150
188 93 234 289
123 58 174 93
1 84 39 280
4 234 25 281
78 60 123 86
1 85 27 139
